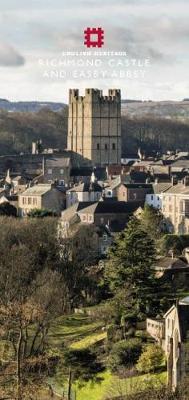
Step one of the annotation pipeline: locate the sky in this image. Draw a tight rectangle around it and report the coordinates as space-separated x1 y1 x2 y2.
0 0 188 102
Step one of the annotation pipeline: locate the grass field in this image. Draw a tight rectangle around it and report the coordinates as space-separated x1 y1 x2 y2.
47 313 166 400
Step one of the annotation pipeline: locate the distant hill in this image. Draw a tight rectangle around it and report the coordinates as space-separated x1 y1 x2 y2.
0 99 66 113
122 100 189 122
1 98 189 122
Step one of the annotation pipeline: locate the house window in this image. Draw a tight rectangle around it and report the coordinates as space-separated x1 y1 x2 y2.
33 197 37 206
48 169 52 174
105 144 108 150
151 195 153 200
103 234 107 241
97 143 100 150
112 143 116 150
60 169 64 175
88 215 93 222
82 215 86 221
28 197 32 205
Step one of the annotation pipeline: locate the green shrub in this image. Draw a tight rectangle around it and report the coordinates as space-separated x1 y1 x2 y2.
108 338 142 372
136 343 164 373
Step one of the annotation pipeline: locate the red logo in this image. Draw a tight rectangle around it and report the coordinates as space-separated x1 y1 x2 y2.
84 27 104 48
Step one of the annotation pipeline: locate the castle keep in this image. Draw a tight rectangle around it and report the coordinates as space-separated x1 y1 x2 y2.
67 88 121 165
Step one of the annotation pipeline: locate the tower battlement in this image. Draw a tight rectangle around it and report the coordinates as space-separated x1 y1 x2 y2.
69 88 121 104
67 88 121 166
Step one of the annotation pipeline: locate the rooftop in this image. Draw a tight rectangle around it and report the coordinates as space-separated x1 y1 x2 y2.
45 157 71 168
78 200 142 215
151 182 172 194
68 181 102 193
20 184 52 196
164 183 189 195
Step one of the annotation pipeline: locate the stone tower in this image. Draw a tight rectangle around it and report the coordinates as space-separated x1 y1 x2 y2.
67 88 121 165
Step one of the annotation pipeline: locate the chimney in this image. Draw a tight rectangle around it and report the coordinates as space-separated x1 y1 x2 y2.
171 176 178 186
183 176 189 187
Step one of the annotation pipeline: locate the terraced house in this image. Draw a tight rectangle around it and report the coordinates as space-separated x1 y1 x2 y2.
18 183 64 216
161 178 189 233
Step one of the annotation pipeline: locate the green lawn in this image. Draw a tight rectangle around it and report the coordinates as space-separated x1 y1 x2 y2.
48 314 104 349
74 370 166 400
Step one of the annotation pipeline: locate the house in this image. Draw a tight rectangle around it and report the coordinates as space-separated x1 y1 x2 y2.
59 203 113 257
61 200 142 233
66 174 102 208
43 156 71 186
147 301 189 391
153 257 189 290
18 183 65 216
117 183 152 203
161 178 189 233
77 200 142 232
103 176 132 199
145 182 172 209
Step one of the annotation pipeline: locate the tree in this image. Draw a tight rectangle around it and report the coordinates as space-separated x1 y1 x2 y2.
108 338 142 372
63 348 103 400
105 217 158 317
58 224 100 308
0 217 68 398
136 344 164 373
139 204 166 241
0 202 17 216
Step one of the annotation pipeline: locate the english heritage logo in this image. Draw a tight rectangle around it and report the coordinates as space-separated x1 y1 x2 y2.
84 27 104 48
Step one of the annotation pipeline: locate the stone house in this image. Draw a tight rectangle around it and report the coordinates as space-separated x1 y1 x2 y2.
18 183 64 216
77 200 142 232
66 178 102 208
117 183 152 203
147 301 189 391
43 156 71 186
145 182 172 209
59 203 113 257
161 178 189 233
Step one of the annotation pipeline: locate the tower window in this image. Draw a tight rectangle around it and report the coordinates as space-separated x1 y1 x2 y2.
105 144 108 150
112 143 116 150
97 143 100 150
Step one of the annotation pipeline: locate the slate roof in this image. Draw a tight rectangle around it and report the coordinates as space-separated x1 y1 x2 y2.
171 159 189 169
120 183 152 189
151 182 172 194
154 257 188 271
78 201 142 215
61 202 97 221
165 184 189 194
45 157 70 168
68 182 102 193
20 184 52 196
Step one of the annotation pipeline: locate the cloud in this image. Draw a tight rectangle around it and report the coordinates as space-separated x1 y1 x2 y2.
0 42 25 67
